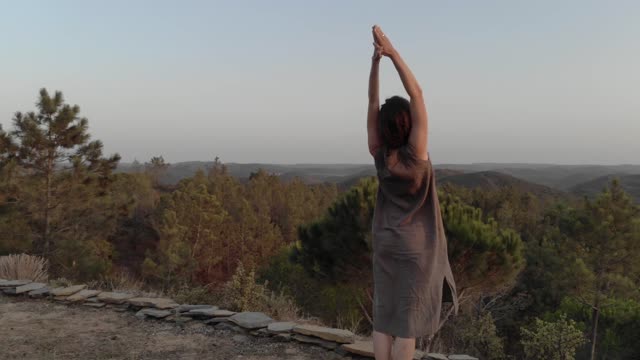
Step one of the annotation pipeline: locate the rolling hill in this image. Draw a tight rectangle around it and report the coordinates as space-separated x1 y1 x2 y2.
570 174 640 203
117 161 639 201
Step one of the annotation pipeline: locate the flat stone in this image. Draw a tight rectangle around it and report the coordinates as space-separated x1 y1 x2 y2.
28 287 50 298
164 315 194 323
50 284 87 297
448 356 479 360
106 303 130 312
267 321 297 334
340 341 374 357
292 334 338 350
135 308 172 319
211 309 235 316
293 324 355 344
15 282 46 294
228 312 274 329
184 307 222 318
97 292 135 304
83 302 106 308
425 354 449 360
413 350 425 360
3 288 17 295
84 297 100 303
175 304 215 313
0 280 32 288
67 289 101 302
127 297 179 309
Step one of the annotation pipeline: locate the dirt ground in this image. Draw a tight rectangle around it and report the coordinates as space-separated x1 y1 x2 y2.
0 295 350 360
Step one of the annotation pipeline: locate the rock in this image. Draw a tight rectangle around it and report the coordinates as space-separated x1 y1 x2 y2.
211 309 235 316
232 334 249 343
413 350 425 360
106 303 130 312
228 312 274 329
0 279 31 288
127 297 179 309
3 288 17 295
50 284 87 297
214 322 247 333
135 308 172 319
340 341 374 357
425 354 449 360
274 333 292 342
448 356 479 360
292 334 338 350
164 315 193 323
84 297 100 303
267 321 297 334
83 302 106 308
183 307 222 318
97 292 135 304
293 324 355 344
66 289 101 302
15 282 46 294
28 287 50 298
175 304 215 313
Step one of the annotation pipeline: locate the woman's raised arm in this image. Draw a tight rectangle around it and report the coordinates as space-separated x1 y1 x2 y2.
367 33 384 157
373 25 429 160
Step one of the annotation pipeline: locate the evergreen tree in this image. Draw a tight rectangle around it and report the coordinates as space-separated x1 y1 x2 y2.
8 88 120 258
567 180 640 360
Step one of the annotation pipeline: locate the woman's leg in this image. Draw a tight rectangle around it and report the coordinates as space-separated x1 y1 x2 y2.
373 330 393 360
392 336 416 360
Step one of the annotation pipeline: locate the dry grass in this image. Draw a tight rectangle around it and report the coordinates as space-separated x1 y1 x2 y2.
86 270 162 297
0 253 49 282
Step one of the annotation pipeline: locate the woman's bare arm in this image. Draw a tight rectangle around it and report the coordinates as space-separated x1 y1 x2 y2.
373 25 429 160
367 37 383 157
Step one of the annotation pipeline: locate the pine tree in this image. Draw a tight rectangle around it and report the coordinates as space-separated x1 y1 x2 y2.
567 179 640 360
9 88 120 257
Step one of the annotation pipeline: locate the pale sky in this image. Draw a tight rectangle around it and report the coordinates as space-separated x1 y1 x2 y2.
1 1 638 164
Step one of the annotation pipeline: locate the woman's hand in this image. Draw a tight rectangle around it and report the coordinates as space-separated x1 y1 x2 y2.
372 25 396 58
372 42 383 61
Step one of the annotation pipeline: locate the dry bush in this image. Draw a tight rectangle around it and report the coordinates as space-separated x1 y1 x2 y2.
221 261 302 320
87 270 161 297
0 254 49 282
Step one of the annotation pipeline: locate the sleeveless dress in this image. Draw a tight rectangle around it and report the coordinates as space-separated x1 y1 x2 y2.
371 145 459 338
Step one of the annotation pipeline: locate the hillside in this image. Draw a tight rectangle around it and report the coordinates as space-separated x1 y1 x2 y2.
118 161 640 200
437 170 567 198
571 174 640 203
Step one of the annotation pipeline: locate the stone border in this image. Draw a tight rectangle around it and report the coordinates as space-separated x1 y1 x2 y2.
0 278 477 360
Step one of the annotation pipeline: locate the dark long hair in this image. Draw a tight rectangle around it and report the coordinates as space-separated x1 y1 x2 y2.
378 96 417 167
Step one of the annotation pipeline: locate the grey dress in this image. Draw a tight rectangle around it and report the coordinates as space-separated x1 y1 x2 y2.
371 146 459 338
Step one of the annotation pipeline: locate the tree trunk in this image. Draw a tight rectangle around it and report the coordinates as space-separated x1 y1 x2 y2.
43 164 52 256
590 305 600 360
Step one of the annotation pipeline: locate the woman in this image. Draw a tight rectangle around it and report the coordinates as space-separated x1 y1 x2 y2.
368 25 459 360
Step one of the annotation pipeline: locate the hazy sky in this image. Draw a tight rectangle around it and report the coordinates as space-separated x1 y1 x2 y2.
1 1 638 164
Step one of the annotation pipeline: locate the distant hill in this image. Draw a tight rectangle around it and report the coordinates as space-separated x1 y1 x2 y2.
117 161 639 200
570 174 640 203
437 163 640 190
437 170 566 198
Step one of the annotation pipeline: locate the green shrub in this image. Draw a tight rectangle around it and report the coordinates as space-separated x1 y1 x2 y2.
436 311 505 359
520 314 586 360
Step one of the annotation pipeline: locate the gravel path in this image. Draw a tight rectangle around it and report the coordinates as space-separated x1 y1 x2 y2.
0 296 349 360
